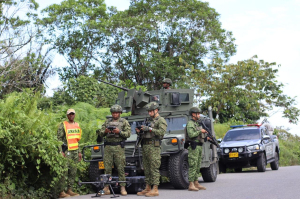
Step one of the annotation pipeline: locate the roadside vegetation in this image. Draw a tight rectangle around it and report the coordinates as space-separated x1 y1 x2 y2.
1 0 299 198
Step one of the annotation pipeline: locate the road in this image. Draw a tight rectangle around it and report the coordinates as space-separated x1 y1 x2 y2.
68 166 300 199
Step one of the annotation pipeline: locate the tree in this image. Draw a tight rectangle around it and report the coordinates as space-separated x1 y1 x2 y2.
0 0 54 98
104 0 236 89
0 0 38 61
41 0 109 81
199 56 300 124
52 76 120 107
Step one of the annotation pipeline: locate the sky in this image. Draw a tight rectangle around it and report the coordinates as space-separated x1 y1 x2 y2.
37 0 300 136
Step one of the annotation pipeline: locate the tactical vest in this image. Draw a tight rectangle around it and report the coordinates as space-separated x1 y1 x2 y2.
144 117 164 140
185 122 204 143
63 121 82 151
106 118 124 138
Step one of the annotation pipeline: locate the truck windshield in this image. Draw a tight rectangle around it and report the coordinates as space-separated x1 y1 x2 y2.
223 129 260 141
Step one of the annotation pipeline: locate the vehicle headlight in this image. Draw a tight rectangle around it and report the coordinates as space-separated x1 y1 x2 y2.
247 144 260 151
224 148 230 153
238 147 244 153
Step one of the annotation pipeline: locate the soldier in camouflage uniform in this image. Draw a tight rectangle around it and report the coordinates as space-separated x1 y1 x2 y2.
136 102 167 197
186 107 210 191
96 104 131 196
57 109 82 198
162 78 172 89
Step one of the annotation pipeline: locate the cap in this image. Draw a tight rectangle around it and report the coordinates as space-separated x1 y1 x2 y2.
67 109 76 114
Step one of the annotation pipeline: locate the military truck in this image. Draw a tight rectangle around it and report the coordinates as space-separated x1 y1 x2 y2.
82 82 218 193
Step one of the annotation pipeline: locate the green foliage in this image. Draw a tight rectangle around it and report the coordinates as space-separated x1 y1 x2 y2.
41 0 109 80
199 57 300 124
52 76 120 107
105 0 236 89
0 91 67 198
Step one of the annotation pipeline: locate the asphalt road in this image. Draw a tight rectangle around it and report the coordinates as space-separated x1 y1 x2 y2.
67 166 300 199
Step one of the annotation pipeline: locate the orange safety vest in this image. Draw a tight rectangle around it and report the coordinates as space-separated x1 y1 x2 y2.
63 121 82 151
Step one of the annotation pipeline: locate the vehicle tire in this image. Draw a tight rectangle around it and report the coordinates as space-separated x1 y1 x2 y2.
201 162 218 182
234 168 242 172
168 149 189 189
218 162 227 174
89 160 103 192
257 153 266 172
270 152 279 170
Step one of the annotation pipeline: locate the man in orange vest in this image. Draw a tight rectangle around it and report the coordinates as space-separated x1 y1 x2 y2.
57 108 82 198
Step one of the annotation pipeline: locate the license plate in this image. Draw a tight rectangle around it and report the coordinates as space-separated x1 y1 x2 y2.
229 152 239 158
98 161 105 169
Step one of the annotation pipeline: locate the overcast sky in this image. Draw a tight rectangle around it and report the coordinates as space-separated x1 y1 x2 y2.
38 0 300 135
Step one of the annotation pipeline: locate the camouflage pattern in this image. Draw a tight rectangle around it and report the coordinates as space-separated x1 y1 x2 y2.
110 104 123 113
144 102 160 111
142 116 167 185
57 122 80 190
96 117 131 186
186 120 206 182
162 78 172 86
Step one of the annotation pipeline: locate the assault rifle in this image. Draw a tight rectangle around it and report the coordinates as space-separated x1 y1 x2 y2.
78 174 130 198
107 126 116 133
199 120 220 148
132 118 150 157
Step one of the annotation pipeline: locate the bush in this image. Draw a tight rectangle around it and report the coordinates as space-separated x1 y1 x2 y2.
0 91 67 198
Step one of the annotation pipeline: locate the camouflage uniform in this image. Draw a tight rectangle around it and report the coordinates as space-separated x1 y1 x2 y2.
142 116 167 185
96 117 131 186
57 123 79 189
186 120 206 182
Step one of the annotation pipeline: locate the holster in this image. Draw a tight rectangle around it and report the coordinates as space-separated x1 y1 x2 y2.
189 141 202 150
120 141 125 148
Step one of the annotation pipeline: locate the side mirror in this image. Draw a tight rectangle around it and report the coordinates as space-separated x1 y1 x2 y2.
262 135 270 140
217 138 223 143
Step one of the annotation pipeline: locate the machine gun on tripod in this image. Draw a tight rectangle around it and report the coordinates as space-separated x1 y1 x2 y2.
78 174 131 198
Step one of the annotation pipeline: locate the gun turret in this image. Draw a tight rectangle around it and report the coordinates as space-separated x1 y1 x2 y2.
98 79 129 91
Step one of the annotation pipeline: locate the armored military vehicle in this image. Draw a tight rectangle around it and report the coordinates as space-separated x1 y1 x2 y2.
82 81 219 193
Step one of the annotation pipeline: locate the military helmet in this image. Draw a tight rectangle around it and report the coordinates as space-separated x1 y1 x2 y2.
110 104 123 113
189 107 201 115
145 102 160 111
163 78 172 86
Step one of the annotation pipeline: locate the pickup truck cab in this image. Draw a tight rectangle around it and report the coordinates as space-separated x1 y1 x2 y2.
218 124 280 172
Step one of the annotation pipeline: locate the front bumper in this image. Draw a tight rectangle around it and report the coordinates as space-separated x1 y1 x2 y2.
218 150 264 168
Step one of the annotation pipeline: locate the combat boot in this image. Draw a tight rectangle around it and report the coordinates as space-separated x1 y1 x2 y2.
58 191 71 198
103 186 110 195
194 181 206 190
137 184 151 196
66 188 79 196
120 186 127 196
188 182 199 191
145 185 159 197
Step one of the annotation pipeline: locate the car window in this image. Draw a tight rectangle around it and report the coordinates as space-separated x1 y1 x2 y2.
165 117 187 131
223 129 260 141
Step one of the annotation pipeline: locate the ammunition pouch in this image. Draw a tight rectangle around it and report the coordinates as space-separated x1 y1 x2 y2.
143 139 161 147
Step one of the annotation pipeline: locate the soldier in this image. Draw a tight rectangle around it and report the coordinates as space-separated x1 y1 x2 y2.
162 78 172 89
96 104 131 196
136 102 167 197
186 107 210 191
57 109 82 198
